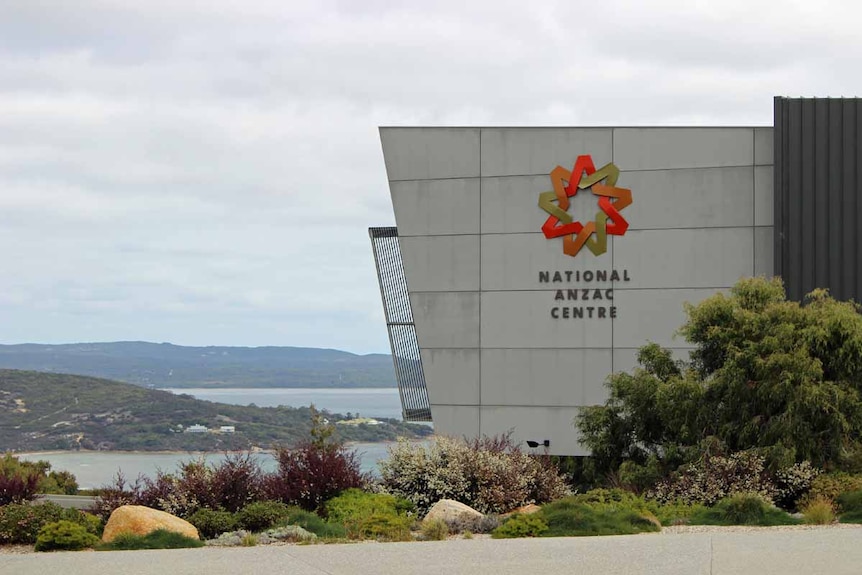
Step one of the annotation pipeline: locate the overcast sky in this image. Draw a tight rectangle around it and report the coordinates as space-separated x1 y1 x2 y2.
0 0 860 354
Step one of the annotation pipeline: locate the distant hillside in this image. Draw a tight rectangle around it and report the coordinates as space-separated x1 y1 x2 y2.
0 342 397 388
0 370 430 452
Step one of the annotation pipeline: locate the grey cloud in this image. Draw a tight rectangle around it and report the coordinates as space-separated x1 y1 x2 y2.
0 0 861 353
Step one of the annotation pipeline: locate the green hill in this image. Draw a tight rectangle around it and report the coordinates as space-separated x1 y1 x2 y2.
0 370 430 452
0 342 398 388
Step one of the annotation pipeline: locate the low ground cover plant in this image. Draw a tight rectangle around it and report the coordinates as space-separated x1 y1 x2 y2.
99 529 204 550
324 489 415 541
492 496 660 539
568 488 702 527
379 434 569 515
34 520 99 552
282 507 347 539
492 514 549 538
688 493 798 526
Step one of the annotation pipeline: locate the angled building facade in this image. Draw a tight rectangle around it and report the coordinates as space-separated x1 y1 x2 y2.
371 97 861 456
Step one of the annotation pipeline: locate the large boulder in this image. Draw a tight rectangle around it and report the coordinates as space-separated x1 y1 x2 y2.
423 499 483 525
102 505 199 542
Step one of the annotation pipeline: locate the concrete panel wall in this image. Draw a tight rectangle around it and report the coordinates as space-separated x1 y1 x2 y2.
620 167 753 230
481 291 613 349
391 178 480 236
480 406 587 456
614 228 754 289
613 128 754 171
421 349 480 407
399 235 480 292
381 125 772 455
480 349 612 407
409 292 479 349
481 128 612 177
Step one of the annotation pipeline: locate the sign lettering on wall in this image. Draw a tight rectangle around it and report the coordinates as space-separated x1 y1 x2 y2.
537 155 634 319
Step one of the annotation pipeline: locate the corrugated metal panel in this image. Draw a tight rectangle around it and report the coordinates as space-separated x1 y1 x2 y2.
774 97 862 302
368 227 432 422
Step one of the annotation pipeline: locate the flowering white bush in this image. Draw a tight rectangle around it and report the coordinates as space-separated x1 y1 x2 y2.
647 451 822 508
378 435 570 515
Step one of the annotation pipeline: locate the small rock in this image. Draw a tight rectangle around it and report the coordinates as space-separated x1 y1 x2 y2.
423 499 484 525
102 505 199 542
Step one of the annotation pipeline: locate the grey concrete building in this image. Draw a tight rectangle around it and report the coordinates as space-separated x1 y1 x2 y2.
370 97 857 456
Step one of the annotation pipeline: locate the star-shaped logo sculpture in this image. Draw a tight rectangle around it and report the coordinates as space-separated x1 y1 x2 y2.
538 155 632 257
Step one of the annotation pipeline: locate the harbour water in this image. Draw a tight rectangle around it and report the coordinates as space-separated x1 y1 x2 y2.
19 387 423 488
19 442 400 489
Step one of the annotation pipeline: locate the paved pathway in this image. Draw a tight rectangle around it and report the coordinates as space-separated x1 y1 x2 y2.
3 529 862 575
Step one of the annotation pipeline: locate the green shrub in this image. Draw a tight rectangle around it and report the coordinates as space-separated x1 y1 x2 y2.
284 507 347 539
801 498 835 525
237 501 290 532
421 518 449 541
689 493 798 526
345 512 413 541
0 502 65 544
187 508 238 539
325 489 414 523
570 488 702 527
836 490 862 511
62 508 104 536
537 498 660 537
802 473 862 508
577 278 862 476
492 514 548 538
34 520 99 552
100 529 204 550
323 488 415 541
836 491 862 523
379 434 570 515
647 500 706 526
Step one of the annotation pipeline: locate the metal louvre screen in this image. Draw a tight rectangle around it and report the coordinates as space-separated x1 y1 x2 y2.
774 97 862 302
368 227 432 422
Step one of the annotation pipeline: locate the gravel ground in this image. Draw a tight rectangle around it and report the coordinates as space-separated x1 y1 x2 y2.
3 523 862 555
660 523 862 534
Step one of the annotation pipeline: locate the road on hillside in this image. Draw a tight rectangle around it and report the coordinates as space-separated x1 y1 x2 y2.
3 528 862 575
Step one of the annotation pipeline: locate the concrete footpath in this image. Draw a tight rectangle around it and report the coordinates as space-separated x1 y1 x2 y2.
3 529 862 575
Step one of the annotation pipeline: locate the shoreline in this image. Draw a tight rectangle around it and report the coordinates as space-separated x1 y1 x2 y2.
12 438 429 459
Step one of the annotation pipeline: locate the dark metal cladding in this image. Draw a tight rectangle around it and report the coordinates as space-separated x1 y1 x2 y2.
774 97 862 302
368 227 432 422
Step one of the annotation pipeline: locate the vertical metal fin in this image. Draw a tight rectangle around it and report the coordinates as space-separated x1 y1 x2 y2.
368 227 432 422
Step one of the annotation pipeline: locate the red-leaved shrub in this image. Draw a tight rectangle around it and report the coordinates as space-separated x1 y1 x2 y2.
263 441 366 511
0 470 41 506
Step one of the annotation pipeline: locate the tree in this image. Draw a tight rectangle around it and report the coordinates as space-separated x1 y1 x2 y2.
576 277 862 481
